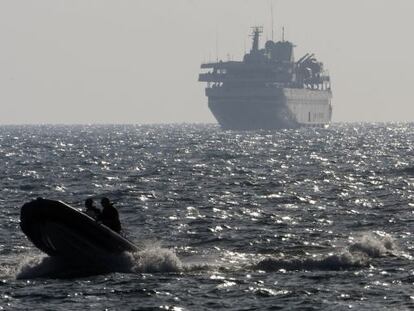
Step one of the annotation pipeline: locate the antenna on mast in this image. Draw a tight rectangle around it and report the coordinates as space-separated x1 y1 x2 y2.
250 26 263 52
282 26 285 42
271 1 274 41
215 29 219 62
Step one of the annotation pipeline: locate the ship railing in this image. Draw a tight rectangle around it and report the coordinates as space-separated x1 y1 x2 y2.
198 72 227 82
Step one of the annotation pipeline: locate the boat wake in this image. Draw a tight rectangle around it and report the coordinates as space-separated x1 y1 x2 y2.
254 233 399 272
15 244 182 279
10 233 405 279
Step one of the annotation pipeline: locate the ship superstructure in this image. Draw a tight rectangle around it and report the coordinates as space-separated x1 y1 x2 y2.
199 27 332 130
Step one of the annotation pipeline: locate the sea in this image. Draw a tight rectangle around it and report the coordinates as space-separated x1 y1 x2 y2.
0 123 413 310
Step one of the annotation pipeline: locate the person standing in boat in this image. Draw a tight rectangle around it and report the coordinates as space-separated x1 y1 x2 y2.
84 198 101 220
100 197 121 233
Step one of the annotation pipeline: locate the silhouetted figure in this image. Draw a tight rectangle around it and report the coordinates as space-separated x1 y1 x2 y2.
84 198 101 220
100 197 121 233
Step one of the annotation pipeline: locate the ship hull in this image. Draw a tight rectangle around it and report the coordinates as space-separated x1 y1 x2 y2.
206 87 332 130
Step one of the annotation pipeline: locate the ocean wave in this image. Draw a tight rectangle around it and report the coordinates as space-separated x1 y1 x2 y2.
394 166 414 176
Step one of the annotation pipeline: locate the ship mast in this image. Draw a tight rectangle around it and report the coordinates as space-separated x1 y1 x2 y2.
251 26 263 52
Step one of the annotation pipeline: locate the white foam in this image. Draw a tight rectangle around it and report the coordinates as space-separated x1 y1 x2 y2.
0 262 20 279
16 254 64 279
255 232 399 272
15 245 183 279
349 233 397 258
111 246 183 274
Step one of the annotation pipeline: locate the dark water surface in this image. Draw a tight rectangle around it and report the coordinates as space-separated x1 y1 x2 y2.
0 123 413 310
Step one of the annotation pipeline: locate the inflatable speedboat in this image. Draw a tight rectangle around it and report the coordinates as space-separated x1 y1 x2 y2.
20 198 137 264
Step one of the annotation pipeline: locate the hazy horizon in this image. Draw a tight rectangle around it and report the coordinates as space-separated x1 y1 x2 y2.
1 0 413 125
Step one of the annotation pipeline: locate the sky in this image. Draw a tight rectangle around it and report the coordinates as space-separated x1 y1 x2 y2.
0 0 413 124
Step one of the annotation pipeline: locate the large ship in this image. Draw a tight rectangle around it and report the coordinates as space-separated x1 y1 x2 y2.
198 27 332 130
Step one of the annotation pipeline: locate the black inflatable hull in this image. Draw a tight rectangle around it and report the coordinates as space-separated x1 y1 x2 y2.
20 198 137 263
